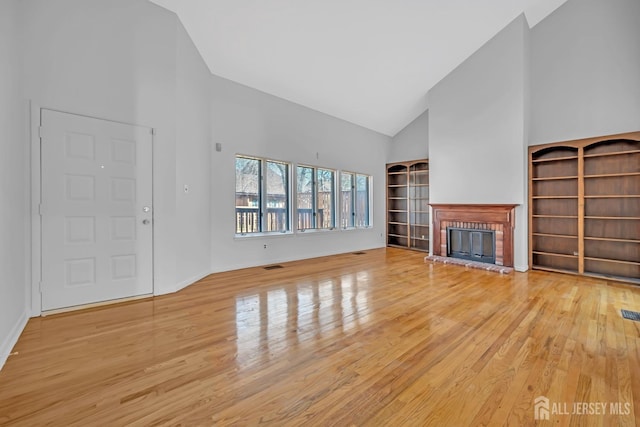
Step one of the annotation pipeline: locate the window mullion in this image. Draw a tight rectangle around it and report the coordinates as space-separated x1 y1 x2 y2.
331 171 336 228
259 159 265 232
285 164 290 232
365 175 370 227
351 176 356 226
312 168 317 229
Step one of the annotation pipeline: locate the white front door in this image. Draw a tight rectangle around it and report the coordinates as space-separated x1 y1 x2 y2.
40 109 153 311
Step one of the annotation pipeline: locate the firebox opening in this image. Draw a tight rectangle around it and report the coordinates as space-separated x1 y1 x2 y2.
447 227 496 264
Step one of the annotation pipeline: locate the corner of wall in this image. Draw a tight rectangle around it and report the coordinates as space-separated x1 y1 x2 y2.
0 309 28 371
174 269 212 293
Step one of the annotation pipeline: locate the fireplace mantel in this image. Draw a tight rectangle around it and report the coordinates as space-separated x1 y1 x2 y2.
430 204 518 267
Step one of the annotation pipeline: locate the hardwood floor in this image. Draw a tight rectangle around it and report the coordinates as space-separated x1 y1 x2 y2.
1 248 639 426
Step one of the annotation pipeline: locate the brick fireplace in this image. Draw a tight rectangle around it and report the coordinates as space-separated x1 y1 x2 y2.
430 204 518 267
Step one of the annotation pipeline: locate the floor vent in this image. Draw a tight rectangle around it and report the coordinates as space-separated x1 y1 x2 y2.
264 265 284 270
621 309 640 321
352 252 366 255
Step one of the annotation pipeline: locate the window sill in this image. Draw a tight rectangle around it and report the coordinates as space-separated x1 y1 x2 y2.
234 231 294 240
234 226 374 240
296 228 338 234
339 226 374 232
296 226 373 234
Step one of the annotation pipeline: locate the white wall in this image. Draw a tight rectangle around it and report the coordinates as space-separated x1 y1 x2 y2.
388 110 429 164
530 0 640 144
428 16 529 271
210 75 389 272
0 0 29 369
20 0 212 298
175 22 212 290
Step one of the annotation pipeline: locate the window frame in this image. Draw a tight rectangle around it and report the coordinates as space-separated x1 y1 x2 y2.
235 155 372 236
296 164 337 231
340 171 372 229
235 154 292 236
340 171 355 229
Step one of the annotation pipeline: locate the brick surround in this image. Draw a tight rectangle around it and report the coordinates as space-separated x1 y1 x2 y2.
430 204 518 268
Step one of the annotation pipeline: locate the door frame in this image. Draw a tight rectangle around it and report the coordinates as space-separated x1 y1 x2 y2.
30 103 155 316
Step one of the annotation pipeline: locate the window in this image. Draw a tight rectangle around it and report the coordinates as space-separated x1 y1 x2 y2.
236 155 369 234
235 155 290 234
355 174 370 227
340 172 354 228
340 172 371 228
316 168 335 229
296 165 336 230
235 157 260 234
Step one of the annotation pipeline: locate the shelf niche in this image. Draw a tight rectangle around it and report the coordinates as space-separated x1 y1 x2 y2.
386 159 429 252
529 131 640 284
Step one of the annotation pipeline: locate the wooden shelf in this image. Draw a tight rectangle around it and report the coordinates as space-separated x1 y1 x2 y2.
532 233 577 239
584 257 640 266
532 176 578 181
532 265 578 275
531 155 578 163
532 214 578 219
529 132 640 284
583 149 640 158
584 195 640 199
532 196 578 199
584 216 640 220
584 236 640 244
533 251 578 259
584 172 640 178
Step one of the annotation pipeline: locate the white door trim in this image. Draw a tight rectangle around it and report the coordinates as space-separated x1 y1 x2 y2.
30 102 42 317
30 103 155 316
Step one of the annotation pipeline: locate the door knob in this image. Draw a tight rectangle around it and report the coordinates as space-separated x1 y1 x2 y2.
142 219 150 225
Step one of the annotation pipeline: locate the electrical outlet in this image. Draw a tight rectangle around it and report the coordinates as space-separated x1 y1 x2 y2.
264 244 267 249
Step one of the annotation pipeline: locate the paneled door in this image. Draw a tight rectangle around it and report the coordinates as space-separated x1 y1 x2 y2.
40 109 153 311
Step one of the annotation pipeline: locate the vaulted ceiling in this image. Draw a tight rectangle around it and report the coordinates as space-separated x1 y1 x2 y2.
149 0 568 136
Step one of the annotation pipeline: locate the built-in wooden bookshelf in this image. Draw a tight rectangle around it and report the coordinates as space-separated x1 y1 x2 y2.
387 160 429 252
529 132 640 284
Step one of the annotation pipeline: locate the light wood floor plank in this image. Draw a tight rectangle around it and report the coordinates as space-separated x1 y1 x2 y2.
0 248 639 426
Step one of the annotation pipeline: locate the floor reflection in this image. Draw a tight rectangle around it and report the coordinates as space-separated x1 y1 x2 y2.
235 273 371 369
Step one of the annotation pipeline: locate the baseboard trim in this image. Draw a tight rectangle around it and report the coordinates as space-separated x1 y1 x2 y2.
0 310 29 372
514 264 529 273
41 294 153 317
210 245 386 275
